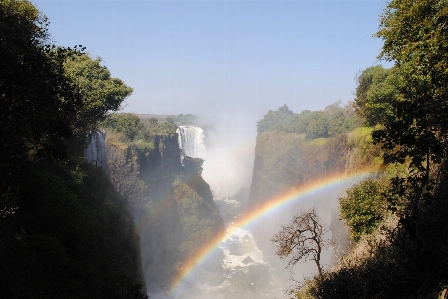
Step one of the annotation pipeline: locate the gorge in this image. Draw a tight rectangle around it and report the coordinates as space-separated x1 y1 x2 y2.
93 107 370 298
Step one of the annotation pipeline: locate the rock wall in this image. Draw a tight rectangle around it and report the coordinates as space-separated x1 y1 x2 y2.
248 127 383 274
248 130 356 275
105 133 223 292
106 135 181 210
249 131 350 208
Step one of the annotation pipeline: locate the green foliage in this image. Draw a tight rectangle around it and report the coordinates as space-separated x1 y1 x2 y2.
172 179 221 255
348 127 374 150
1 161 146 298
143 116 178 137
166 117 175 125
306 138 328 146
377 0 448 93
182 157 204 175
348 127 383 170
256 130 305 186
257 102 361 140
103 113 178 144
322 102 361 137
339 179 388 241
373 0 448 220
0 0 82 166
295 169 448 298
327 110 362 137
174 113 198 125
0 0 133 167
306 111 329 139
292 2 448 297
257 104 298 134
148 117 158 127
354 65 399 126
252 123 356 210
103 113 141 141
0 2 145 297
64 54 133 138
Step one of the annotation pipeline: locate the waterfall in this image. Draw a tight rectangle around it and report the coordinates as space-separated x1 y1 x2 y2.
176 126 207 159
84 131 107 169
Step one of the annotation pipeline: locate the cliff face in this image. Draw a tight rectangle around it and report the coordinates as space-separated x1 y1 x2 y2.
249 127 382 207
248 125 383 273
250 129 383 270
249 130 350 208
105 133 223 292
106 135 181 209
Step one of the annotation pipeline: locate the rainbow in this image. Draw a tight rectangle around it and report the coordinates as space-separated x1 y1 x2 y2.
169 167 380 294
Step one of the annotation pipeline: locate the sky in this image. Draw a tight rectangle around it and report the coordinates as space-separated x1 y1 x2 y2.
31 0 393 195
32 0 391 124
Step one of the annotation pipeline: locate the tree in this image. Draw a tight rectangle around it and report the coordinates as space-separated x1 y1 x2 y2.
0 0 85 204
256 104 298 134
374 0 448 227
149 117 158 127
306 111 329 140
115 113 141 140
0 2 147 297
339 179 388 241
0 0 82 163
281 2 448 296
64 54 133 144
354 65 399 126
271 208 328 277
182 157 204 176
325 101 361 137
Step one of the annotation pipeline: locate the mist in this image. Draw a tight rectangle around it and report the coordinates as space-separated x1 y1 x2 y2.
156 110 355 299
199 111 258 198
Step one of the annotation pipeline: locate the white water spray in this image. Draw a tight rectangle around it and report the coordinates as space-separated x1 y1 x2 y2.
176 126 207 159
84 131 107 169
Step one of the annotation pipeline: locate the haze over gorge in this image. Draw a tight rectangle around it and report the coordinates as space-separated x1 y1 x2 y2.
91 106 367 298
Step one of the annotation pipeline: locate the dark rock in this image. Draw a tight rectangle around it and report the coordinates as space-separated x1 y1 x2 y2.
242 256 254 264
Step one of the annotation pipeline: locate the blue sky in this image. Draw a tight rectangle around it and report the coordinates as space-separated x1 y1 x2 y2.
32 0 391 123
30 0 394 196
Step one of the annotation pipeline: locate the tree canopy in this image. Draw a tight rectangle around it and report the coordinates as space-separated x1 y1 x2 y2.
257 103 361 139
0 0 82 164
354 65 399 126
0 2 146 297
373 0 448 221
339 179 388 241
64 54 133 140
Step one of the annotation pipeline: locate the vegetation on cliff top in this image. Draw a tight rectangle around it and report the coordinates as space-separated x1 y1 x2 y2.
103 113 178 141
257 102 361 139
0 1 145 297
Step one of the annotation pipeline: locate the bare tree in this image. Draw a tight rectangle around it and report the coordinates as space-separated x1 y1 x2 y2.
271 208 328 277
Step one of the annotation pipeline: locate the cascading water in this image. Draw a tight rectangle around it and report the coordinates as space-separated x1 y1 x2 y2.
84 131 107 169
176 126 207 159
170 125 282 299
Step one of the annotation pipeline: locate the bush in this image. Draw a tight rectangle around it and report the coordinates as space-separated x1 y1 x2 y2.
340 179 388 241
